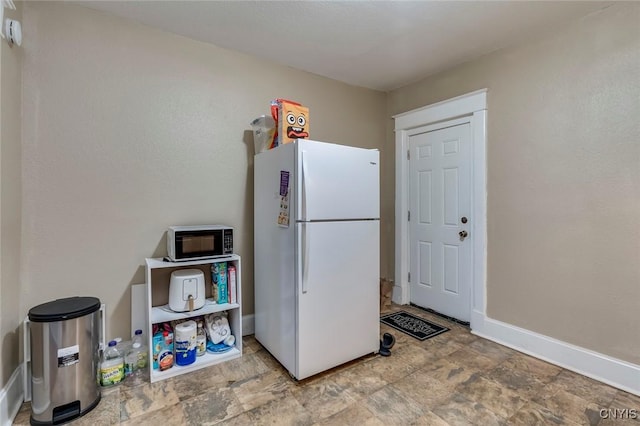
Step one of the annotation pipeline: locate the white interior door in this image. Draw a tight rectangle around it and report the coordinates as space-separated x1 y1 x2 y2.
409 122 472 322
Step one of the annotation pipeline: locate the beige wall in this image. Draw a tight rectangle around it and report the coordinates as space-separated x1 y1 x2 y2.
20 2 387 344
0 1 23 388
8 0 637 388
388 3 640 364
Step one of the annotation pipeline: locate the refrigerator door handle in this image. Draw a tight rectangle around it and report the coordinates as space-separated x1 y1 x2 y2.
301 150 308 221
301 223 310 293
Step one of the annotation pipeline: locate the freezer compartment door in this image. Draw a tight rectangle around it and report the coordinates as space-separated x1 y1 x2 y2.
296 220 380 380
297 140 379 221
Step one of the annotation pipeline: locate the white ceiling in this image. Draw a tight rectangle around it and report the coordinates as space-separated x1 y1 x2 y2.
77 1 611 91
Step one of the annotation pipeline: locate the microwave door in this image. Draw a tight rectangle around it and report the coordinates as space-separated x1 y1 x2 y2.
175 231 220 260
181 234 215 258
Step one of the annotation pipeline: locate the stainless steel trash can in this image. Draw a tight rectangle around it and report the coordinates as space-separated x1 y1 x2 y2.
28 297 101 425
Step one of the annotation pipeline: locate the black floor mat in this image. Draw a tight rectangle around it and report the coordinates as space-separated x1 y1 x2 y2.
380 311 449 341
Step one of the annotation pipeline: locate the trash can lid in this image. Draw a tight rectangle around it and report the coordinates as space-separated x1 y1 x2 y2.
28 296 101 322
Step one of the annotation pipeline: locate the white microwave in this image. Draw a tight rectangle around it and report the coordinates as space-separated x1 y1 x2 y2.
167 225 233 262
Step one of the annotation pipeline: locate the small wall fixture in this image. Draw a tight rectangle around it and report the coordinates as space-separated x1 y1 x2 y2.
0 0 21 47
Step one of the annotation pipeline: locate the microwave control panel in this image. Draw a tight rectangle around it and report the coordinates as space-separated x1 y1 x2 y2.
224 229 233 254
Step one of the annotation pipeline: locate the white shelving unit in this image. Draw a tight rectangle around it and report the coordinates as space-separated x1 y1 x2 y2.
145 255 242 383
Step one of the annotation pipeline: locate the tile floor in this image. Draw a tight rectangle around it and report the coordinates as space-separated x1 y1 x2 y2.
13 304 640 425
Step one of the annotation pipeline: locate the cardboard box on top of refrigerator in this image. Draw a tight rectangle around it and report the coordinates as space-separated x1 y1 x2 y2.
270 99 309 146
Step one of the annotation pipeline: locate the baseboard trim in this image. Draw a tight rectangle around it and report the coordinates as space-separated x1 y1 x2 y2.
242 314 255 336
471 310 640 396
0 366 23 426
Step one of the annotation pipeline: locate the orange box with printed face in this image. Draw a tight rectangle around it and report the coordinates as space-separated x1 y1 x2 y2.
271 99 309 146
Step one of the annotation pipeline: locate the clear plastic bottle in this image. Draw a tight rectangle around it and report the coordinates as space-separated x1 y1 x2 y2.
196 323 207 357
133 329 144 343
124 347 137 378
114 337 131 361
100 340 124 386
125 329 148 378
133 329 148 372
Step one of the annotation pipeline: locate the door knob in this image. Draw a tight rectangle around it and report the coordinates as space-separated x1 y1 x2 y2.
459 230 468 240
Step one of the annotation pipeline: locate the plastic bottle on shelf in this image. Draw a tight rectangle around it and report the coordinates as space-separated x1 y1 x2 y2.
196 323 207 357
153 329 174 371
211 263 219 303
100 340 124 386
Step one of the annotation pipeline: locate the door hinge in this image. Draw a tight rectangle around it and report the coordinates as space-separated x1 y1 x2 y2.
408 272 411 282
407 149 410 160
408 210 410 221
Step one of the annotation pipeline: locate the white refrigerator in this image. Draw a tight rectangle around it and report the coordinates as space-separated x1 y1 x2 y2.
254 139 380 380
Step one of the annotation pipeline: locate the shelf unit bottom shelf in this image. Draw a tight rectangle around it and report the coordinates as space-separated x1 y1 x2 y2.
149 346 241 382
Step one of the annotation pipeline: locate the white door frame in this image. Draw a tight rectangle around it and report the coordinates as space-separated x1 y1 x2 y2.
393 89 487 327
